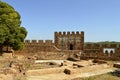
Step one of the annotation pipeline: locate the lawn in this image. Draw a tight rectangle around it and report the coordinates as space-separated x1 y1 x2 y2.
82 73 120 80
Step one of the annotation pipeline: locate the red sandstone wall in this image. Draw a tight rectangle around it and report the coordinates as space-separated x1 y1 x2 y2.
83 43 120 60
54 31 84 51
14 31 120 60
23 40 57 53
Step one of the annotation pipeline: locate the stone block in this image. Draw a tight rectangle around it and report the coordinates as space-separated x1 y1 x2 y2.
64 68 71 75
113 63 120 68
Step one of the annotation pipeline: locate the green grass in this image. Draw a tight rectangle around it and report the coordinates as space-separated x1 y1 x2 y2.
83 73 120 80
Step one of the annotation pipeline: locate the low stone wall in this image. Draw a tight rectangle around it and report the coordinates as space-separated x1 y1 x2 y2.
26 67 65 76
35 60 64 65
74 60 93 66
92 59 107 64
71 64 109 74
113 63 120 68
15 50 80 60
37 52 68 60
26 62 109 76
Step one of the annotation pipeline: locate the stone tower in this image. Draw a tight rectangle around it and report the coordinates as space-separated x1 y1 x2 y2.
54 31 84 51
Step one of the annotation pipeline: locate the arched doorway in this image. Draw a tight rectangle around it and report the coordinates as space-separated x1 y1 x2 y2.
105 50 108 54
70 44 73 50
110 50 113 56
105 50 108 56
110 50 113 54
103 48 115 57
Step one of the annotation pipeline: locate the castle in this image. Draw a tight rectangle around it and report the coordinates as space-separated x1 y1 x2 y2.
17 31 120 60
23 31 84 52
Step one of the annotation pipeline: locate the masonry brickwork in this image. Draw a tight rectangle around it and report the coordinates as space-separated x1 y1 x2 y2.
82 43 120 60
24 40 56 53
54 31 84 50
21 31 84 53
84 43 120 54
15 31 120 60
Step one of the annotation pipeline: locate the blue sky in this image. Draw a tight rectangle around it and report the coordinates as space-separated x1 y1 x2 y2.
2 0 120 42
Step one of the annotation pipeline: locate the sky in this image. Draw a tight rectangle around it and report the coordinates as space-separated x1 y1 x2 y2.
2 0 120 42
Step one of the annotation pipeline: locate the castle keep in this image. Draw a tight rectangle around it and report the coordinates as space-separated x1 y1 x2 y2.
54 31 84 50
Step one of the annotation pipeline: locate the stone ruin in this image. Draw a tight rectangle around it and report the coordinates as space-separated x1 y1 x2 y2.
26 59 112 79
12 31 120 60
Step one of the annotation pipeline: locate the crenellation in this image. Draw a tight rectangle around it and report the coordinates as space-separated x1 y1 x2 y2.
45 40 52 46
24 40 31 46
54 31 84 50
81 31 84 37
76 31 79 35
67 32 70 36
59 32 62 35
32 40 37 43
54 32 58 35
71 31 75 35
25 40 30 43
38 40 44 44
63 32 66 36
76 31 81 37
17 31 120 60
38 40 44 46
10 30 120 61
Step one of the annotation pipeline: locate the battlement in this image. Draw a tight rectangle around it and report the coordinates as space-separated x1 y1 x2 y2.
38 40 44 44
25 40 30 43
54 31 84 50
16 31 120 60
24 40 53 46
44 40 53 46
55 31 84 36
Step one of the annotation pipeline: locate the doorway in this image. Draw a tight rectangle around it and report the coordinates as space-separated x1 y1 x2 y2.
70 44 73 50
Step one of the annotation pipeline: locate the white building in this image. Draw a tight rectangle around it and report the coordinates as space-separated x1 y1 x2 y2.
103 48 115 57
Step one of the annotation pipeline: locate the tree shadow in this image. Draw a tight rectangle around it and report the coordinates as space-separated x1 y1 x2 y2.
0 51 12 56
109 69 120 77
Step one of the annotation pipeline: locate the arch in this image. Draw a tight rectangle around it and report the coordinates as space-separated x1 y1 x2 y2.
110 50 113 54
105 50 108 54
110 50 114 56
105 50 109 56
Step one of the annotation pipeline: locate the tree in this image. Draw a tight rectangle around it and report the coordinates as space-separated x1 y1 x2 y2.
0 1 27 53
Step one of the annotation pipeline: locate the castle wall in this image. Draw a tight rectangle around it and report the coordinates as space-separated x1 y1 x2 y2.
20 31 84 53
23 40 57 53
14 31 120 60
83 43 120 60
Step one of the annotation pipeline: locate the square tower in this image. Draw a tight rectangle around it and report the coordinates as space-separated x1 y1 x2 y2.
54 31 84 51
